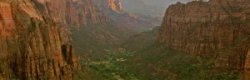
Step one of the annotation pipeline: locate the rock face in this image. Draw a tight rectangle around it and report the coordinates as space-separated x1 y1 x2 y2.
158 0 250 79
0 0 78 79
108 0 123 13
31 0 124 57
32 0 108 27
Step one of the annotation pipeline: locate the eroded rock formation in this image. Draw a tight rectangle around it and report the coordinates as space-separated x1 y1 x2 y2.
108 0 123 13
0 0 78 79
32 0 109 27
158 0 250 79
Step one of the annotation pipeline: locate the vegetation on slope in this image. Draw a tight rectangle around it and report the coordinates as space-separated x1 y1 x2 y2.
122 44 240 80
71 23 132 60
75 27 240 80
76 44 240 80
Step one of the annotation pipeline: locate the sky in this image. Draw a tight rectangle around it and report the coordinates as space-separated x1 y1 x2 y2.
122 0 198 18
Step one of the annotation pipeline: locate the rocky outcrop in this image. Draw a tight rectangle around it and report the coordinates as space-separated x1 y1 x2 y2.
107 0 123 13
0 0 78 79
32 0 109 27
158 0 250 79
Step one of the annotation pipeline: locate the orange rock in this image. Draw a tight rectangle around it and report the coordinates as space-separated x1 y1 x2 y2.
0 0 79 80
108 0 123 13
158 0 250 78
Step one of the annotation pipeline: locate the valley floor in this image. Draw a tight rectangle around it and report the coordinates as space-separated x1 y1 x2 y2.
75 44 240 80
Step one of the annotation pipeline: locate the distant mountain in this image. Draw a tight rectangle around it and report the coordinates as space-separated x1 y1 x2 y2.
92 0 159 32
122 0 196 20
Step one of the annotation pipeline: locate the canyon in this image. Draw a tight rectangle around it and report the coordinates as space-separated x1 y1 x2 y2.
0 0 158 79
1 0 250 80
0 0 123 79
92 0 158 31
158 0 250 79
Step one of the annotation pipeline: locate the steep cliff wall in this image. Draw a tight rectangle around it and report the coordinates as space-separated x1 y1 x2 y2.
0 0 78 79
32 0 108 27
31 0 123 58
158 0 250 79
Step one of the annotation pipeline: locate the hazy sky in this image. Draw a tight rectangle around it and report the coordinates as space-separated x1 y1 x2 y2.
122 0 195 18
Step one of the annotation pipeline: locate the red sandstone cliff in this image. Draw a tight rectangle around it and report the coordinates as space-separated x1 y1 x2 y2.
32 0 109 27
158 0 250 79
0 0 78 79
30 0 125 57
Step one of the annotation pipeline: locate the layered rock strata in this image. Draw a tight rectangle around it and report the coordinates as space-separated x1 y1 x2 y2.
0 0 78 79
158 0 250 79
